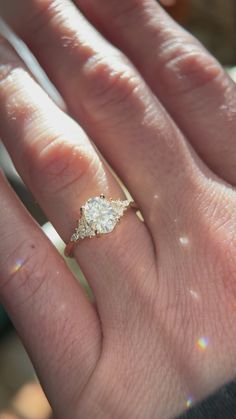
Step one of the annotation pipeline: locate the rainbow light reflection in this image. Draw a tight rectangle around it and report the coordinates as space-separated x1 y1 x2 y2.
196 337 209 351
186 396 194 409
11 259 24 275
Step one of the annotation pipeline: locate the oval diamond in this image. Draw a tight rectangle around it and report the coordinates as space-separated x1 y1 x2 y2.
84 196 117 234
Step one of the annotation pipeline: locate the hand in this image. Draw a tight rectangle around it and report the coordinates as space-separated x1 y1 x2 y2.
0 1 236 418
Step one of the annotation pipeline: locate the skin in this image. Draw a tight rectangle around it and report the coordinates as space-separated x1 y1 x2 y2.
0 0 236 417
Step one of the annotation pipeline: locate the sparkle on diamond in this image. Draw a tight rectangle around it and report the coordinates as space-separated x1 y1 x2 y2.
83 197 119 234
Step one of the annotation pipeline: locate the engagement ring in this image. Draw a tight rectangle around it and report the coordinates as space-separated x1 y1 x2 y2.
65 195 137 257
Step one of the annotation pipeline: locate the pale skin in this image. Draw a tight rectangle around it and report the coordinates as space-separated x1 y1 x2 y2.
0 0 236 418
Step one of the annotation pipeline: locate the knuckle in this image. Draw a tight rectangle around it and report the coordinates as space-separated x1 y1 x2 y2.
27 133 98 196
156 38 223 95
0 236 49 306
189 187 236 299
0 47 41 131
3 84 39 133
82 54 140 113
15 0 78 53
102 0 144 22
19 0 61 46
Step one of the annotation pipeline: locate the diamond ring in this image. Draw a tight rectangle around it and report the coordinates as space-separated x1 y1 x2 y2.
65 195 138 257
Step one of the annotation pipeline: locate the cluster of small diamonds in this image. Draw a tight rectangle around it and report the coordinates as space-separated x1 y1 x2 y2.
71 217 95 242
111 199 130 217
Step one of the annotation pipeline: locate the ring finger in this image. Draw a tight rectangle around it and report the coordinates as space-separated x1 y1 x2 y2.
0 36 154 331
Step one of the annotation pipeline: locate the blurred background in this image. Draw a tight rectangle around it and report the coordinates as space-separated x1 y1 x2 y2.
0 0 236 417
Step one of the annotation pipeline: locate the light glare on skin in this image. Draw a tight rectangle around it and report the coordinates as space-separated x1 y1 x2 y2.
185 396 194 409
59 303 66 313
96 161 110 192
57 2 113 58
11 259 24 274
196 337 209 352
149 194 160 224
189 289 200 301
179 236 189 246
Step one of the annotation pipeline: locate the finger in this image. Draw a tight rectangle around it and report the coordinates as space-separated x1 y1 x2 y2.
0 0 206 213
73 0 236 186
0 36 154 334
0 172 101 416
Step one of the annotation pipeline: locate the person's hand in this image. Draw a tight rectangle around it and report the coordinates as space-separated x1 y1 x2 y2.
0 1 236 418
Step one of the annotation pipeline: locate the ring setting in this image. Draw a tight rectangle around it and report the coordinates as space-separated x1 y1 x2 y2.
65 195 137 257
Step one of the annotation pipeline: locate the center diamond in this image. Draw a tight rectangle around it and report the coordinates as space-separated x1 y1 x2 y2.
83 196 118 234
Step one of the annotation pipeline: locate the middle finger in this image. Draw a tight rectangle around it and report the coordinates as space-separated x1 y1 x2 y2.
0 0 207 217
75 0 236 186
